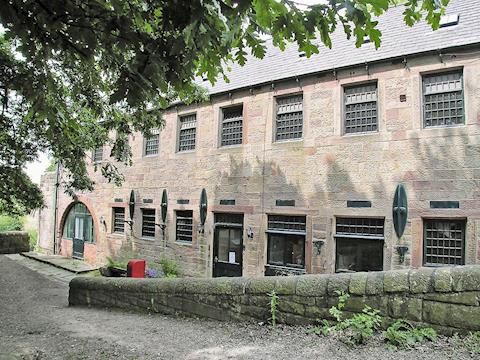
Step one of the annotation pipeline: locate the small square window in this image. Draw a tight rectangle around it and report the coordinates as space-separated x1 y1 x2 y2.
275 95 303 141
141 209 156 238
178 114 196 152
92 146 103 163
423 71 464 127
144 130 159 156
344 83 378 134
221 105 243 146
112 207 125 233
423 219 465 266
176 210 193 242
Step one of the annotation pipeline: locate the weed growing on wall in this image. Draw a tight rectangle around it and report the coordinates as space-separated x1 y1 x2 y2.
268 290 279 328
159 258 180 278
384 319 437 348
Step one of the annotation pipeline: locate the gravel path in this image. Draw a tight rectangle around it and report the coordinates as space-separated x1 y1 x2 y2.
0 255 476 360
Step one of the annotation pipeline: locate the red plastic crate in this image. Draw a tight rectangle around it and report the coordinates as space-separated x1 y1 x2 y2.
127 259 146 278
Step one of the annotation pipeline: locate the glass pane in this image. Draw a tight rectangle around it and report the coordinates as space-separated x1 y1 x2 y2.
84 216 93 242
229 228 242 264
74 217 84 240
285 234 305 267
217 228 230 262
268 234 286 265
336 238 383 272
65 213 75 239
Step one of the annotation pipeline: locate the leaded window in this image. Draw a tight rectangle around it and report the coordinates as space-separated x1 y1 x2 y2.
335 217 384 272
63 203 95 243
423 219 465 266
141 209 156 238
275 94 303 141
112 207 125 233
423 71 464 127
176 210 193 242
92 146 103 163
344 83 378 134
267 215 306 269
144 130 159 156
221 106 243 146
178 114 196 152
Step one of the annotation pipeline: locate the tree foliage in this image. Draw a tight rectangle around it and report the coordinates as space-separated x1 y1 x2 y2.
0 0 448 214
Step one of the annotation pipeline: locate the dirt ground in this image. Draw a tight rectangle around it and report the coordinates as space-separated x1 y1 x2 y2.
0 255 477 360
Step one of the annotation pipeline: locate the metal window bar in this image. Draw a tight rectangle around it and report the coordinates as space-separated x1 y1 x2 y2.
141 209 156 238
179 114 196 151
268 215 306 233
144 131 159 156
276 95 303 141
423 71 464 127
423 219 465 266
336 217 384 237
113 207 125 233
344 83 378 134
176 210 193 242
221 106 243 146
93 146 103 162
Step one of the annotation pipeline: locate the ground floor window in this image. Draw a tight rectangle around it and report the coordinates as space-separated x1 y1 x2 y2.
423 219 465 266
141 209 156 238
335 217 384 272
266 215 306 272
176 210 193 242
63 203 95 243
112 207 125 233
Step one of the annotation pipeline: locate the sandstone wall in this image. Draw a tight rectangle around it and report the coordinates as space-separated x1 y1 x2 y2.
69 266 480 333
0 232 30 254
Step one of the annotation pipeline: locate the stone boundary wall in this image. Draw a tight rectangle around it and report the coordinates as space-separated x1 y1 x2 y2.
0 232 30 254
69 267 480 333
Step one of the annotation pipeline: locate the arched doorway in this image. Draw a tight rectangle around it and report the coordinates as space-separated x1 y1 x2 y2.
62 203 95 259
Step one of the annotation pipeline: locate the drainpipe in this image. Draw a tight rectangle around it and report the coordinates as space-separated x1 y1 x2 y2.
52 161 60 254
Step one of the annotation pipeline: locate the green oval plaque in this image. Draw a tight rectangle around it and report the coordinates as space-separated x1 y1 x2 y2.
161 189 168 223
129 190 135 221
393 184 408 238
199 188 207 226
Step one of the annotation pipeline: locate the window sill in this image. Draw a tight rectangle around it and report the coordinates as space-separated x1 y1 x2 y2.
219 144 243 150
273 138 304 145
143 154 159 158
141 237 156 241
176 150 196 154
423 123 465 130
110 232 125 237
342 130 379 137
175 240 193 246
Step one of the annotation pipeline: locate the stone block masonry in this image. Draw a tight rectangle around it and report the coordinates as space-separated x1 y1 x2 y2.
69 266 480 333
0 232 30 254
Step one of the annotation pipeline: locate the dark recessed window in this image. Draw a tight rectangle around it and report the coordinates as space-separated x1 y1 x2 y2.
144 130 159 156
176 210 193 242
267 215 306 269
112 207 125 233
141 209 156 238
275 94 303 141
92 146 103 163
344 83 378 134
335 217 384 272
221 105 243 146
423 219 465 266
178 114 196 152
423 71 464 127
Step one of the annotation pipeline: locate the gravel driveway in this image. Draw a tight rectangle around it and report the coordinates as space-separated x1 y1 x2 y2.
0 255 476 360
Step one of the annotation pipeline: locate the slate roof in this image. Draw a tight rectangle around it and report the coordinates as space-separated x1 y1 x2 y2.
200 0 480 95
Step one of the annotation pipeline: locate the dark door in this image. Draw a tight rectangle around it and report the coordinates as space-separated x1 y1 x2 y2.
213 213 243 277
72 216 85 259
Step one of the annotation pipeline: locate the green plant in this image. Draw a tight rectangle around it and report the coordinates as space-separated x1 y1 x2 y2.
0 214 24 231
384 319 437 348
307 319 333 336
159 258 180 278
462 331 480 354
267 290 279 328
338 306 382 345
28 229 38 250
106 256 128 270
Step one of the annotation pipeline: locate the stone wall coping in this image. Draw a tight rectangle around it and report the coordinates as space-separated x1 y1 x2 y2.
70 265 480 295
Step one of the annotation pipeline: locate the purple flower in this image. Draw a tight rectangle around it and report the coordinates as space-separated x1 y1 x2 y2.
146 269 158 278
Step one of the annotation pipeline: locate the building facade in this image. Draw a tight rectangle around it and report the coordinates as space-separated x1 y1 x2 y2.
38 0 480 277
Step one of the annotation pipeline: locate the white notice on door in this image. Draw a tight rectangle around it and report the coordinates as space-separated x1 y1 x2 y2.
228 252 236 264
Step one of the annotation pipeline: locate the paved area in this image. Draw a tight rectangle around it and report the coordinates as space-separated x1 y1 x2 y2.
0 254 476 360
5 254 78 283
21 252 99 273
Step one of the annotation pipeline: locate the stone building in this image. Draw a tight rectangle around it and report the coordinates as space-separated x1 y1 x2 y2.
38 0 480 277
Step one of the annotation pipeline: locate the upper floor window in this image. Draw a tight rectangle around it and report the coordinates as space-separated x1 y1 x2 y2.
423 71 464 127
423 219 465 266
221 105 243 146
92 146 103 163
178 114 197 152
275 94 303 141
141 209 156 238
344 83 378 134
144 130 159 156
112 207 125 234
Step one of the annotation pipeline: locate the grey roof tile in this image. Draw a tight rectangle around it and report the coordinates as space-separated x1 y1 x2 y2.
200 0 480 95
